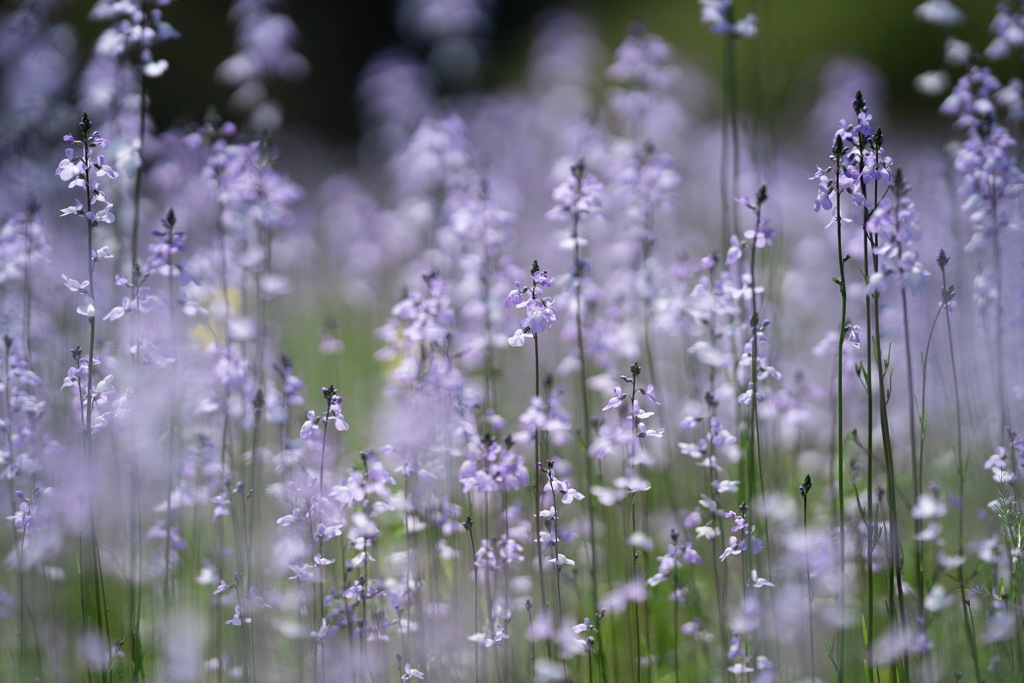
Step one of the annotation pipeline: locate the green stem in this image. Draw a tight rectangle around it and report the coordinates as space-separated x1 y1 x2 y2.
833 155 849 683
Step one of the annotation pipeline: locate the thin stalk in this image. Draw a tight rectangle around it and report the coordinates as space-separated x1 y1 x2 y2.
77 114 112 683
569 162 601 630
990 189 1009 449
3 342 27 674
801 477 816 681
163 212 181 612
531 333 549 618
127 260 143 681
870 294 909 681
129 77 146 277
832 145 849 683
939 253 983 683
126 83 147 681
626 362 644 683
861 165 877 679
20 206 35 359
886 174 927 652
719 23 740 255
744 187 780 670
466 516 480 683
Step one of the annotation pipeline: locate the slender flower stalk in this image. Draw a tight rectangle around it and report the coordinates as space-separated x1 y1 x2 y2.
506 260 557 646
58 112 119 683
822 133 850 681
800 475 815 680
938 251 983 683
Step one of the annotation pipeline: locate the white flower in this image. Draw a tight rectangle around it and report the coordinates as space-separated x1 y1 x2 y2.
924 584 954 612
549 553 575 568
508 328 531 347
402 663 425 680
225 605 251 627
299 410 319 439
912 492 947 520
750 570 774 588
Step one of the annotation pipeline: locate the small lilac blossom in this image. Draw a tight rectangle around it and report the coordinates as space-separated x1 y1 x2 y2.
914 0 965 27
699 0 757 37
225 605 251 626
986 1 1024 61
402 663 425 680
300 410 319 440
546 160 603 224
550 553 575 568
602 386 625 411
91 0 181 78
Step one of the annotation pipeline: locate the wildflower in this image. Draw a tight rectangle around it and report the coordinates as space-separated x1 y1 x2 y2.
550 553 576 568
402 663 425 680
225 605 251 627
572 617 595 634
546 160 603 223
602 386 626 411
914 0 965 27
911 492 948 520
507 261 557 344
300 410 319 439
699 0 757 37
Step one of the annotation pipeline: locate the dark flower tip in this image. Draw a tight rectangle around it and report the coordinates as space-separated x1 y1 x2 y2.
164 208 176 228
756 184 768 205
572 159 586 180
853 90 866 115
530 259 540 275
3 334 12 350
800 474 812 497
80 112 92 133
831 135 844 160
937 249 950 269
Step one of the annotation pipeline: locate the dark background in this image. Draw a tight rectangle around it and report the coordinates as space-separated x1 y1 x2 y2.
56 0 1004 143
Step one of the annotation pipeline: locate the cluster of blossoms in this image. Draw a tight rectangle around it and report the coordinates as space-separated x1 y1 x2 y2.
865 170 929 296
13 1 1024 681
986 1 1024 61
505 261 556 347
90 0 180 78
217 0 310 130
57 114 119 233
940 66 1024 253
376 272 458 391
605 28 684 137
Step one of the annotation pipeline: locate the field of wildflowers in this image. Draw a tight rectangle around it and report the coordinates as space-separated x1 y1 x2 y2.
2 0 1024 681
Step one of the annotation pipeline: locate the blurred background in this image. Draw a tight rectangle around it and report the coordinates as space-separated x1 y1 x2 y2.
48 0 1002 146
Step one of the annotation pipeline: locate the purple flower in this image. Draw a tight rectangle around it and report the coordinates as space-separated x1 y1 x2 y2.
225 605 251 627
504 281 524 308
699 0 757 37
546 160 603 224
